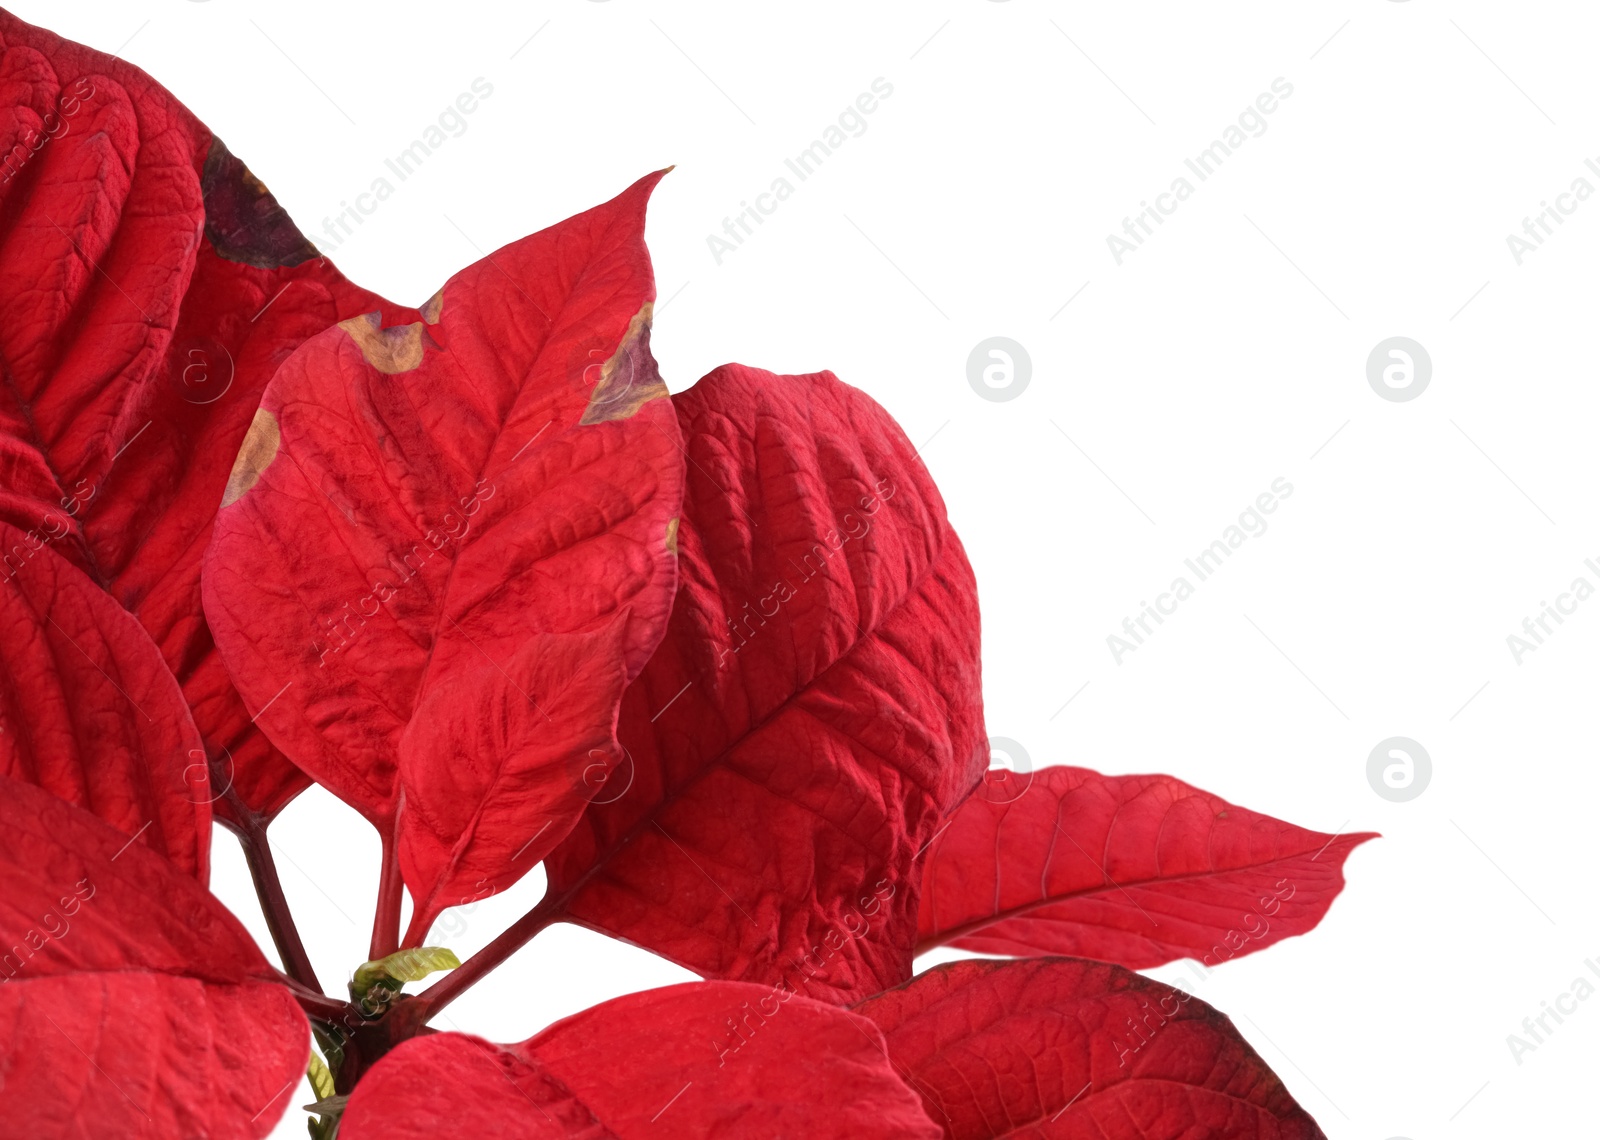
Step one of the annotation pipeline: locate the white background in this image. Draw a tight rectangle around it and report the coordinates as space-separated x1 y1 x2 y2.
16 2 1599 1135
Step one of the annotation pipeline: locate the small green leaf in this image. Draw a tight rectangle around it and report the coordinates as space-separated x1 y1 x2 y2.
354 945 461 990
307 1048 336 1102
351 946 461 1014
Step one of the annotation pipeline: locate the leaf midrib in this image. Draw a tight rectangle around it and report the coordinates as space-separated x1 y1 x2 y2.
542 406 959 943
917 840 1355 956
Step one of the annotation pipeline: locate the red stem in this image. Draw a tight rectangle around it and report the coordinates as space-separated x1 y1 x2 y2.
407 894 563 1023
223 792 323 995
276 971 356 1022
403 796 670 1023
369 819 404 960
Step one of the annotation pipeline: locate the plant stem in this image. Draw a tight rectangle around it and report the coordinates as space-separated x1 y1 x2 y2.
277 972 356 1022
401 811 657 1025
225 791 323 994
407 894 563 1023
369 820 404 960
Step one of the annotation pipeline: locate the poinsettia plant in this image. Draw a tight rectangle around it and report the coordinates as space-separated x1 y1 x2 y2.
0 11 1374 1139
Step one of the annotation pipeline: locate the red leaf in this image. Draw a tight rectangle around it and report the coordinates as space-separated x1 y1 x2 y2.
854 958 1325 1139
917 766 1376 970
1 976 306 1139
0 775 308 1136
341 981 940 1138
202 173 683 940
0 11 414 824
0 525 209 878
543 364 987 1004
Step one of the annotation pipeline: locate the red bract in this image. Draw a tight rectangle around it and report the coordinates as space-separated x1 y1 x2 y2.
917 766 1377 968
201 172 683 949
0 529 209 878
340 981 941 1139
541 363 988 1004
0 10 414 825
0 12 1369 1138
855 958 1325 1139
0 776 308 1136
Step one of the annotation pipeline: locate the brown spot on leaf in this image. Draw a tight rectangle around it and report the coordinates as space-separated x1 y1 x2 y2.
580 304 669 425
221 408 280 507
338 312 435 374
420 289 444 325
665 517 679 555
201 138 319 268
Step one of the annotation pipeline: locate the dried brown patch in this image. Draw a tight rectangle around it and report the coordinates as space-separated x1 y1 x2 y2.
665 517 679 555
201 138 319 268
420 289 444 325
221 408 280 507
579 304 669 425
338 312 434 374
